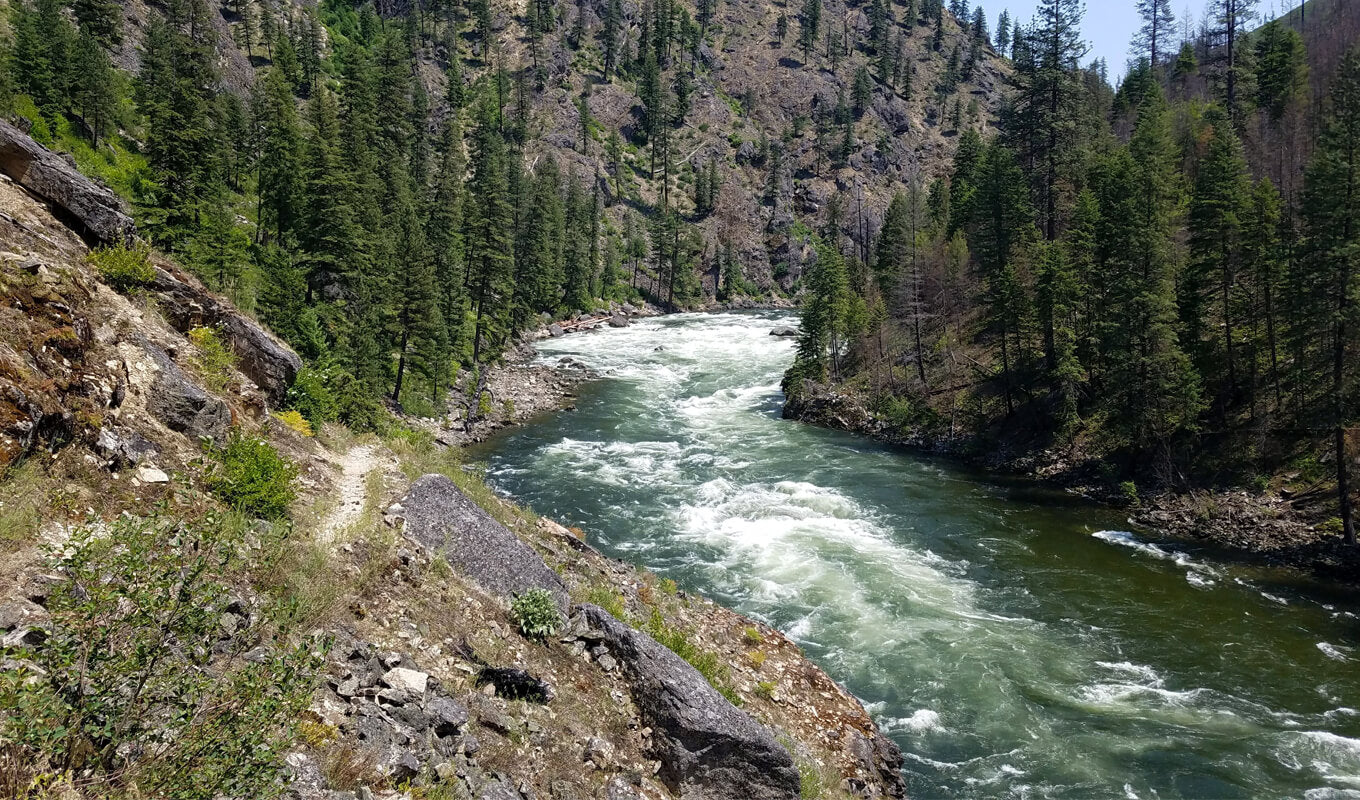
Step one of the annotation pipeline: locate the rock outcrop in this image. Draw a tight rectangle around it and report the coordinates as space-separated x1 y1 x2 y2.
0 120 134 245
397 474 570 614
574 604 801 800
141 341 232 443
149 265 302 405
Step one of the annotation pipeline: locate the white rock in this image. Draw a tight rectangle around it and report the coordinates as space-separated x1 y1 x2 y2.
136 466 170 484
380 667 429 697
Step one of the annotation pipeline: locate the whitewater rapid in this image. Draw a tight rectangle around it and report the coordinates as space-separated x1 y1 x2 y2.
476 311 1360 799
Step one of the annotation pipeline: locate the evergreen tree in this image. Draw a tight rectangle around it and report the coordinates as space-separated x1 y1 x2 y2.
465 98 516 364
1004 0 1085 241
71 0 121 49
257 68 303 243
791 240 851 384
1299 49 1360 545
995 9 1011 55
1131 0 1175 69
1102 90 1201 449
797 0 821 62
70 28 117 146
968 141 1035 414
1186 109 1250 406
1253 19 1307 123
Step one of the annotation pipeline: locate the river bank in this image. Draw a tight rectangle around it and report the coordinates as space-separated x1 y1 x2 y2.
783 380 1360 583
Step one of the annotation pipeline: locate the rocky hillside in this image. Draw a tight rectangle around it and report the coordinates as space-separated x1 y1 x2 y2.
104 0 1010 294
0 124 904 799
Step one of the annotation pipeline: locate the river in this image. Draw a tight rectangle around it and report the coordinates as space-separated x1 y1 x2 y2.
471 310 1360 799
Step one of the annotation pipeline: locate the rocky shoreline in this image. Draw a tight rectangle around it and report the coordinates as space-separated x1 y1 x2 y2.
427 301 797 448
783 382 1360 584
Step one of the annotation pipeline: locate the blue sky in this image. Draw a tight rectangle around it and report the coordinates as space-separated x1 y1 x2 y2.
993 1 1305 79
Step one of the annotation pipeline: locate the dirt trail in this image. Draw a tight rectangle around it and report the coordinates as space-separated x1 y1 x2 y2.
319 444 381 542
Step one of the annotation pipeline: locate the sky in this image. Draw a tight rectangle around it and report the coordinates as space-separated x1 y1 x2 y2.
993 0 1303 80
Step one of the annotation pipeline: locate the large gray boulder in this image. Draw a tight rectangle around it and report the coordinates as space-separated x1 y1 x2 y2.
149 266 302 405
0 119 135 245
399 475 569 614
575 604 800 800
142 343 231 442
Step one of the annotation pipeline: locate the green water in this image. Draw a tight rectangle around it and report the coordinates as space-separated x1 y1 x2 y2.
473 311 1360 799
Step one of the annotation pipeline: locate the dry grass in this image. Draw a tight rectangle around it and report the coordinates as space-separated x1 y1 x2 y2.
317 741 383 791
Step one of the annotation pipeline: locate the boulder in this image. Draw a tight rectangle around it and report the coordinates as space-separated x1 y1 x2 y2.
548 324 566 337
142 343 231 443
94 426 158 467
607 314 629 328
769 327 798 337
149 266 302 405
427 696 471 736
0 120 134 245
381 667 430 701
398 475 569 614
574 604 800 800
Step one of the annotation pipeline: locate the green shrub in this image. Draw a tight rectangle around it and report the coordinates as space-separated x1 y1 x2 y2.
755 680 776 699
0 514 324 800
87 241 155 291
204 430 298 519
1119 480 1139 506
187 326 236 391
286 366 340 427
586 585 627 620
510 588 562 641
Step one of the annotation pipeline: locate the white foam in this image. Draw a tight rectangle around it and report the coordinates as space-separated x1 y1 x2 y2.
888 709 943 732
1318 643 1352 662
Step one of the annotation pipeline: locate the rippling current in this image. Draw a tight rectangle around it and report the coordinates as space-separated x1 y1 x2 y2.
471 311 1360 799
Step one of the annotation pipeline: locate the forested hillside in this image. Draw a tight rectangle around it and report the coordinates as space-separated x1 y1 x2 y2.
0 0 1008 424
786 0 1360 544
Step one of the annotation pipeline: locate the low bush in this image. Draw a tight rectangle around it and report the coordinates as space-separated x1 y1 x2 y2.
510 588 562 641
586 585 627 620
187 326 236 391
87 241 154 291
0 514 324 800
273 410 314 437
204 429 298 519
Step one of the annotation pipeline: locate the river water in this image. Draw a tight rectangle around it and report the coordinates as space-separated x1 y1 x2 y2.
472 311 1360 799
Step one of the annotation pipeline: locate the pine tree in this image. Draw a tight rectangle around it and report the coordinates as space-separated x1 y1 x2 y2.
1243 177 1283 410
968 141 1035 415
1102 89 1201 450
70 28 117 146
257 67 303 243
1005 0 1085 241
851 65 873 117
136 0 221 246
1299 49 1360 545
1207 0 1259 124
797 0 821 62
791 240 851 385
71 0 121 49
1131 0 1175 69
1186 108 1250 407
995 9 1011 55
389 166 443 406
601 0 622 77
466 99 516 364
1253 19 1306 123
427 116 468 375
188 186 251 295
